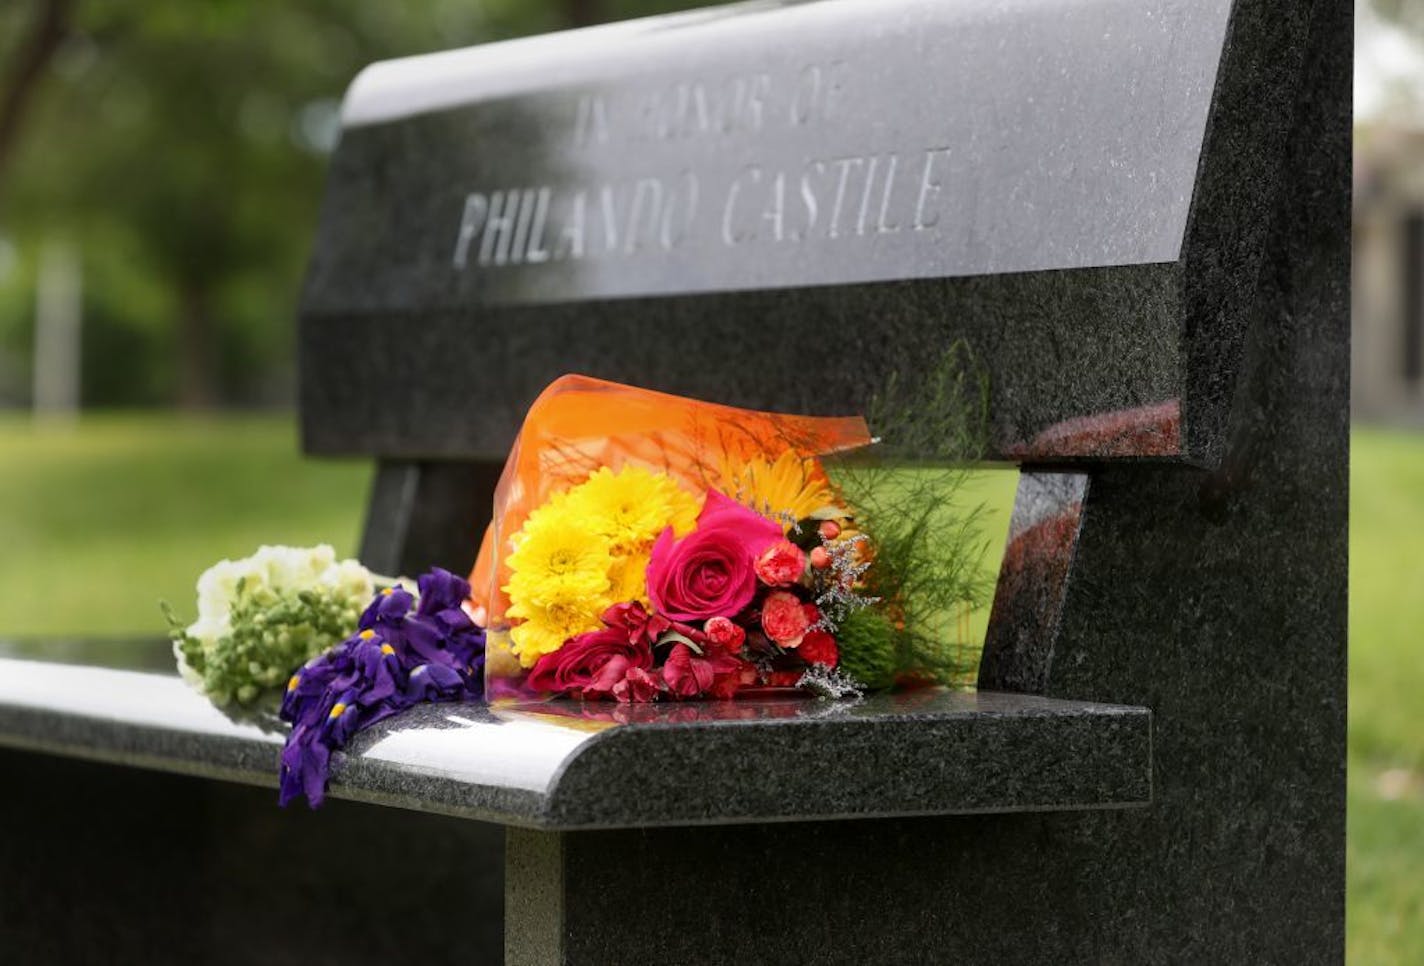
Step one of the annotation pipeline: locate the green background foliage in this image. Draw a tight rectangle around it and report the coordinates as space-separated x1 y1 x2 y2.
0 0 708 407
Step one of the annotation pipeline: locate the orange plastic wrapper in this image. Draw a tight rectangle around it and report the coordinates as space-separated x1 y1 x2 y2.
472 375 872 701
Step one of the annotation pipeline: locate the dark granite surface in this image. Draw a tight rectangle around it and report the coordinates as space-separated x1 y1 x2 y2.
299 0 1261 467
0 644 1151 830
979 470 1090 693
1 749 507 966
964 0 1350 961
357 459 501 578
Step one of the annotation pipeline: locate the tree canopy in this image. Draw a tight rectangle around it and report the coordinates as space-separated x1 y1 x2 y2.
0 0 703 407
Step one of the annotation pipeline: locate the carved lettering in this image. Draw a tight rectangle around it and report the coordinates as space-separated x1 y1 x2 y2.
915 147 950 231
828 156 865 240
797 161 824 241
556 191 587 260
574 94 610 148
876 154 902 235
525 188 553 263
450 65 959 271
660 172 700 249
625 178 665 254
452 193 489 269
723 166 761 245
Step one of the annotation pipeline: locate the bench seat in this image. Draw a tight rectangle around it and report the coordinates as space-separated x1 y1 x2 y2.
0 641 1150 829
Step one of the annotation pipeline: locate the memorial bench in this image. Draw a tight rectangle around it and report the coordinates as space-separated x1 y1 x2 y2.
0 1 1348 963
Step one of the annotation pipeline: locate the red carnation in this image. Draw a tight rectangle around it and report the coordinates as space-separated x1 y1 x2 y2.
662 642 717 698
661 642 749 699
613 665 663 703
766 670 805 688
705 616 747 651
798 630 839 668
602 601 670 646
708 656 756 699
755 540 807 587
762 591 813 648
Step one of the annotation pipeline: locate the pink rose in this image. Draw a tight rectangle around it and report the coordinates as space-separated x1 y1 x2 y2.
528 626 653 696
695 490 785 556
647 491 782 622
761 591 814 648
704 616 747 651
755 540 807 587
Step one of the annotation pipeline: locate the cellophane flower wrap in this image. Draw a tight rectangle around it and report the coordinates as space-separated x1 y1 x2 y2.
472 375 875 702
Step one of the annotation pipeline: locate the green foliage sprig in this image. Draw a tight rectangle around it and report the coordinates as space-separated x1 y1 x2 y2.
827 343 996 688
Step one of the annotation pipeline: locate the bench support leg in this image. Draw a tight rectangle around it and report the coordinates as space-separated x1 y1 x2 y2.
359 459 501 579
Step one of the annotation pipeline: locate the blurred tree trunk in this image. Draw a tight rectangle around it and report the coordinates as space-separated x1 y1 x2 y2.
564 0 604 27
176 282 216 409
0 0 74 196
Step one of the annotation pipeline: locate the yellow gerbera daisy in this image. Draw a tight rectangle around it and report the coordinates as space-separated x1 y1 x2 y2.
717 450 843 522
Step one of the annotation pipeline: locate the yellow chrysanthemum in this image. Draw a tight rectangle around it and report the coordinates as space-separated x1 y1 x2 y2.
508 596 608 666
718 450 843 522
564 465 699 553
505 503 611 595
606 550 652 608
502 466 700 667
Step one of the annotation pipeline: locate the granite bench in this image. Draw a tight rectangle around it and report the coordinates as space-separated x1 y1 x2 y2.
0 0 1349 963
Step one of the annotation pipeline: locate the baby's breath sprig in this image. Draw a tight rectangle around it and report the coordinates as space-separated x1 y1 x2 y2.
797 664 866 700
811 532 881 633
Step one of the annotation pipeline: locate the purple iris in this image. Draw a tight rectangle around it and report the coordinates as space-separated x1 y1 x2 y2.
278 567 485 808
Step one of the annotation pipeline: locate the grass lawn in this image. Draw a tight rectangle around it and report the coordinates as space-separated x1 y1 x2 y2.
0 414 1419 961
0 414 372 636
1347 427 1424 964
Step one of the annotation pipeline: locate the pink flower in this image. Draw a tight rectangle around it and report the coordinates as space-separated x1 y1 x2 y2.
704 616 747 651
755 540 808 587
527 626 653 696
613 665 663 703
601 600 670 646
661 642 751 699
662 642 718 697
707 656 756 699
761 591 814 648
585 655 632 695
647 491 782 622
798 630 839 668
695 490 785 556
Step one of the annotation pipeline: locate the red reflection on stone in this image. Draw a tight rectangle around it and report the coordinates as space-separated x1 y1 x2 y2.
1007 399 1181 459
1001 507 1083 587
503 688 815 726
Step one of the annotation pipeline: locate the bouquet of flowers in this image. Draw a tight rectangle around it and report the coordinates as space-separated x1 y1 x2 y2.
475 372 989 703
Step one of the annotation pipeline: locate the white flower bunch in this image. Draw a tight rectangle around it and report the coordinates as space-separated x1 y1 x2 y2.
168 545 376 708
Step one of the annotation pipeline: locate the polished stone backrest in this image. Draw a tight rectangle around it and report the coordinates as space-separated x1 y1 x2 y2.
300 0 1296 471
